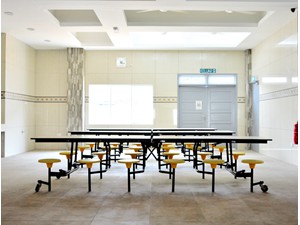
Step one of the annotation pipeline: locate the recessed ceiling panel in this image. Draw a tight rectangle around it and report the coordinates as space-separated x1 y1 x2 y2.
75 32 113 46
49 10 101 26
125 10 267 27
130 32 251 48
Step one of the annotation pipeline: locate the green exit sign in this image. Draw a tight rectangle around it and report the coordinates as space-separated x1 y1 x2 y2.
200 68 216 74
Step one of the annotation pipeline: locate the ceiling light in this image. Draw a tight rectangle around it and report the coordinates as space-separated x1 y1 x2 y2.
159 9 168 13
44 40 51 42
225 10 233 13
130 32 250 48
27 28 35 31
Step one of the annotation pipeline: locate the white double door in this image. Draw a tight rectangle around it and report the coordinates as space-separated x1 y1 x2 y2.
178 85 237 131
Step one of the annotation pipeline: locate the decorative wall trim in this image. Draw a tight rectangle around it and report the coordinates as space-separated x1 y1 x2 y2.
1 91 66 103
2 92 248 104
154 97 177 103
260 87 298 101
1 91 35 102
35 96 67 103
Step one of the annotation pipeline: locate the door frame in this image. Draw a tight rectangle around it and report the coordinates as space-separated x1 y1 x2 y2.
177 73 237 130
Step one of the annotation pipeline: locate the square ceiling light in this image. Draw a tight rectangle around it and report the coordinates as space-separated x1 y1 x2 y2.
49 10 101 26
75 32 113 46
129 32 251 48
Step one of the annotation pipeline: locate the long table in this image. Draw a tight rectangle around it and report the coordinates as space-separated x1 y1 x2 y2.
32 135 152 176
69 129 235 160
32 134 271 172
152 135 272 174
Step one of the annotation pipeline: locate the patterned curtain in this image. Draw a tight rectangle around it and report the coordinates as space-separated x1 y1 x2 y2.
67 48 84 132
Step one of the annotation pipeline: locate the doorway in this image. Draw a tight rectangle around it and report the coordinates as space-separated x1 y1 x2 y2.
178 74 237 131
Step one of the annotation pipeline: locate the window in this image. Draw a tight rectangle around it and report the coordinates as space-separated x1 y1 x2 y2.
178 74 236 86
89 84 153 125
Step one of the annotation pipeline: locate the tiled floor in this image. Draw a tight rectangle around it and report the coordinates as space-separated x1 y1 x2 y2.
1 149 298 225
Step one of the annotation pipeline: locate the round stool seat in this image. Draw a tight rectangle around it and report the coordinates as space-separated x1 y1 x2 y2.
92 152 106 160
162 152 180 159
163 159 185 168
38 158 61 168
162 146 175 152
198 152 212 160
78 145 89 152
216 146 226 153
118 159 140 168
125 152 142 159
185 143 194 148
110 143 119 148
203 159 224 169
59 151 75 155
162 143 175 147
128 145 143 152
59 151 76 159
232 152 245 160
88 143 95 148
78 159 100 168
242 159 264 169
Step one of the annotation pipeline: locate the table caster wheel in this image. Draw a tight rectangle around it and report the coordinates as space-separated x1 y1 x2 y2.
261 184 268 192
35 183 41 192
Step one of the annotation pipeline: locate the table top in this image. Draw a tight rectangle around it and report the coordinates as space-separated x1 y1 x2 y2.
70 130 153 136
152 130 235 136
32 134 272 144
152 135 272 144
31 135 152 143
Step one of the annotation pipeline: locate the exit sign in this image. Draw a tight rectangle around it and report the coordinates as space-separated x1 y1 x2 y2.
200 68 216 74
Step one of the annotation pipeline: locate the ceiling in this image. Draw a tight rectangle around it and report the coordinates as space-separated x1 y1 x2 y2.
1 0 298 50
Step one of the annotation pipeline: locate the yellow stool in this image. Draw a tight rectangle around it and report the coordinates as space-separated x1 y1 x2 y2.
197 152 213 179
118 159 140 192
92 152 107 179
110 143 121 162
59 151 76 160
59 151 77 178
79 145 93 160
203 159 225 192
162 145 175 153
78 145 91 167
232 152 245 172
78 159 101 192
241 159 268 192
125 151 142 159
163 159 185 192
128 145 143 152
88 143 95 150
214 145 225 161
125 152 144 168
36 158 61 192
162 152 179 159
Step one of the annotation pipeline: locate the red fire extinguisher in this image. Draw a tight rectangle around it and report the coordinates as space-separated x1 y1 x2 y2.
294 122 298 145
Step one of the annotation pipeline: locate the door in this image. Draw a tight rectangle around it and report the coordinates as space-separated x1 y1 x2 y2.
178 86 237 131
178 86 208 128
209 86 237 131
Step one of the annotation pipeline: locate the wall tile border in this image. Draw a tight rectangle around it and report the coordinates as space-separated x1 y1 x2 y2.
260 87 298 101
2 92 248 104
1 91 66 103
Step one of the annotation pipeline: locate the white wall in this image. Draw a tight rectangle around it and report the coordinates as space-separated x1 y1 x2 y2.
34 50 69 151
84 50 246 134
252 18 298 165
1 34 36 157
